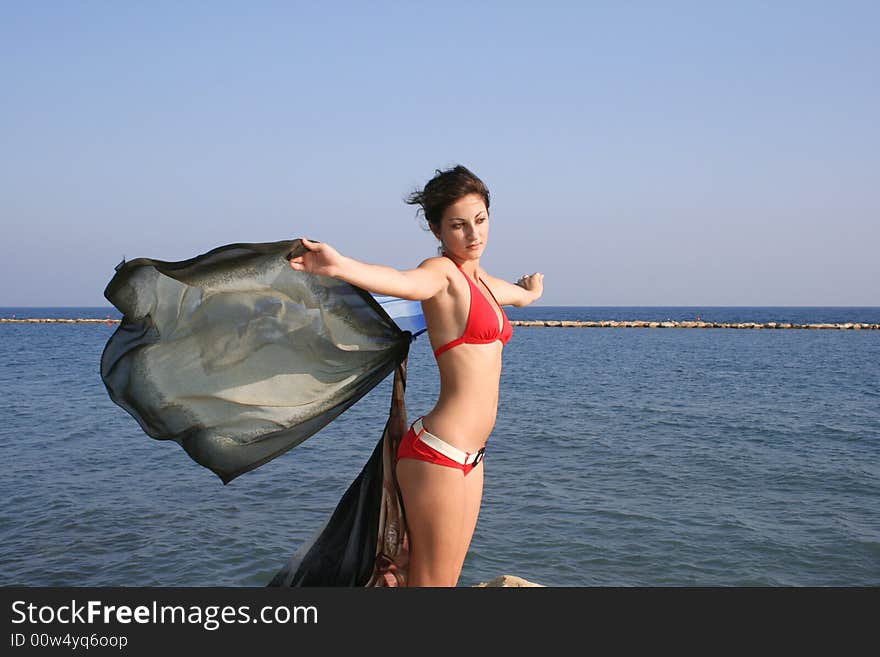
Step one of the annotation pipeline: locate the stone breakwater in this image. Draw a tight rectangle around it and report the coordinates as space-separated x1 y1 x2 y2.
511 320 880 330
0 317 880 331
1 318 879 330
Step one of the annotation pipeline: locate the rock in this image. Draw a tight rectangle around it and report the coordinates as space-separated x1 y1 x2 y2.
474 575 544 587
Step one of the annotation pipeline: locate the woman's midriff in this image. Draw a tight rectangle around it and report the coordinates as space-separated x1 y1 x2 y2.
421 342 503 453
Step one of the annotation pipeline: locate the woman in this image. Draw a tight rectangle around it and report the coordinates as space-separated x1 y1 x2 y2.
289 165 544 586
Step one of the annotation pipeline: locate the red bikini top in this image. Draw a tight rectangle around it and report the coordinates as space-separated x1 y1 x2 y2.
433 256 513 358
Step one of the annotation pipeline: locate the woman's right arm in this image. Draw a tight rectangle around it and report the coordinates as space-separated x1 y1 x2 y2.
288 238 447 301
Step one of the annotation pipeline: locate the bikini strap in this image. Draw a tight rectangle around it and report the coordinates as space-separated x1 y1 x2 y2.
480 276 503 308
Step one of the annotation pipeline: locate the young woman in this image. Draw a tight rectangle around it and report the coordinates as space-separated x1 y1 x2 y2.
289 165 544 586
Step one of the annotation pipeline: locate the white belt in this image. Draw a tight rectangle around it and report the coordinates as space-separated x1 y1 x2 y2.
413 417 486 466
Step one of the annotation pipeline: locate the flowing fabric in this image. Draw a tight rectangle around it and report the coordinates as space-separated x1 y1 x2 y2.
268 360 411 587
101 239 417 585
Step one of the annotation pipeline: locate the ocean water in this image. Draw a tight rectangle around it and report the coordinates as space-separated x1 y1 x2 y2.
1 307 878 586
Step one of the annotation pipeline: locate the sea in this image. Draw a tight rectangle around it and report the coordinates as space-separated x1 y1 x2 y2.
1 306 878 587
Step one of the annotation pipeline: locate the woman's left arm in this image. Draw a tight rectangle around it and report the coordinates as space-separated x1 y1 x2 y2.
483 271 544 307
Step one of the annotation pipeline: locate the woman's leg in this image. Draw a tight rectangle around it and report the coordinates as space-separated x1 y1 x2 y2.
456 462 484 582
396 458 482 587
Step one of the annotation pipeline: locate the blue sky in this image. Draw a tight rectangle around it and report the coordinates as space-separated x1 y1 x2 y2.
1 1 877 306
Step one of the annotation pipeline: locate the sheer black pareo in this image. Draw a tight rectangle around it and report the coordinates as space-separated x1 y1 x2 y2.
101 240 415 585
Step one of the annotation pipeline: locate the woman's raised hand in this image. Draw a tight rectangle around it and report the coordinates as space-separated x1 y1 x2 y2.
516 272 544 294
288 238 345 278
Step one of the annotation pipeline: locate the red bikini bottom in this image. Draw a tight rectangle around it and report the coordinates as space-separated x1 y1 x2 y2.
396 417 485 477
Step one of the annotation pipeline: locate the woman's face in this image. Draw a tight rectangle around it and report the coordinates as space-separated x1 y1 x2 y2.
434 193 489 261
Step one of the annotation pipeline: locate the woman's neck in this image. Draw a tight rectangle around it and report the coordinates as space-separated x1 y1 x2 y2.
442 251 481 280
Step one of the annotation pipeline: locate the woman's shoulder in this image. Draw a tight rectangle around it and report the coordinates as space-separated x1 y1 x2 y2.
478 267 503 284
417 255 457 274
414 256 462 303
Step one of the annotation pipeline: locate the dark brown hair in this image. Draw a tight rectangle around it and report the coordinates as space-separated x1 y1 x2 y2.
405 165 490 232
